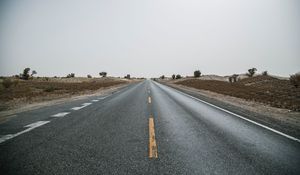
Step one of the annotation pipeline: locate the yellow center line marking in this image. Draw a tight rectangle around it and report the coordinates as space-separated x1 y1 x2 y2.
148 96 152 104
149 117 158 158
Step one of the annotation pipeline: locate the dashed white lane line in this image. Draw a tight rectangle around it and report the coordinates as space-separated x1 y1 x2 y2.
51 112 70 117
97 96 108 100
71 103 92 111
0 93 116 144
83 102 92 105
0 121 50 144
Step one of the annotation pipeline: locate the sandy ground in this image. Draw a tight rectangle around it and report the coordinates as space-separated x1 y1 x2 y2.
0 83 129 123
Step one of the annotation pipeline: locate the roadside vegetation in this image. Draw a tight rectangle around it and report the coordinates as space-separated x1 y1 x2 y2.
0 68 140 111
229 74 238 83
194 70 201 78
247 68 257 77
290 73 300 88
0 77 127 110
176 74 182 79
99 72 107 77
172 74 175 80
160 68 300 111
124 74 131 79
66 73 75 78
178 77 299 111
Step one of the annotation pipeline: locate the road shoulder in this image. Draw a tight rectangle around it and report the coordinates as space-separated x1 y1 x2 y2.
160 81 300 139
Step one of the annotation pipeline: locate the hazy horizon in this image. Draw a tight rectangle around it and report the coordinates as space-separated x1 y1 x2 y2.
0 0 299 78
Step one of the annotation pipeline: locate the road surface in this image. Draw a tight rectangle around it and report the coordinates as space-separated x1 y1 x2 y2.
0 80 299 174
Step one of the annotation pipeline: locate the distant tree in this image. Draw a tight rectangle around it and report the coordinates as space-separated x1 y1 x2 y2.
247 68 257 77
160 75 165 79
176 74 182 79
229 74 238 83
172 74 176 80
31 70 37 76
194 70 201 78
125 74 130 79
262 71 268 76
87 74 92 78
290 73 300 88
66 73 75 78
22 68 30 80
99 72 107 77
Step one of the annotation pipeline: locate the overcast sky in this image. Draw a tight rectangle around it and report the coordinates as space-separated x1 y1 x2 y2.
0 0 299 78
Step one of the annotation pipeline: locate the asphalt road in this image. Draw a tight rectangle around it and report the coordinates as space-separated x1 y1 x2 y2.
0 80 299 174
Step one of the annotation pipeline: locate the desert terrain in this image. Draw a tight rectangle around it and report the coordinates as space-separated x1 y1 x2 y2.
169 75 300 111
0 77 137 112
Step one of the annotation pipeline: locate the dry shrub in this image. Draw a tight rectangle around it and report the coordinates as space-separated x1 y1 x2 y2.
2 79 13 88
44 86 55 92
290 73 300 88
2 79 18 88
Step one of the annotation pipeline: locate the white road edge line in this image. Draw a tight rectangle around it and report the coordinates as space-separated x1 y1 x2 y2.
156 82 300 143
98 96 108 100
0 121 50 144
51 112 70 117
71 103 92 111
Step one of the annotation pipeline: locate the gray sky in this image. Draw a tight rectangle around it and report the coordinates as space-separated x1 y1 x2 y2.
0 0 299 78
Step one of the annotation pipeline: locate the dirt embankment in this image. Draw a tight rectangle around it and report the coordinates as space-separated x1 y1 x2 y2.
0 77 137 111
173 75 300 111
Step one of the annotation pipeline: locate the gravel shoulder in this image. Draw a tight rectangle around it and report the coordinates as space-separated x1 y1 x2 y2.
162 81 300 139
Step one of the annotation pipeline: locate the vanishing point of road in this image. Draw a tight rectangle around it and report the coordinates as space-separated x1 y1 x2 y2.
0 80 299 174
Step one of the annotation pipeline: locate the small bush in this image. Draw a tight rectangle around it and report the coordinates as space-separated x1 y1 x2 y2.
99 72 107 77
31 70 37 76
160 75 165 79
172 74 176 80
13 80 19 87
229 74 238 83
87 75 92 78
176 74 182 79
2 79 13 88
262 71 268 76
21 68 30 80
124 74 130 79
194 70 201 78
66 73 75 78
247 68 257 77
290 73 300 88
44 86 55 92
